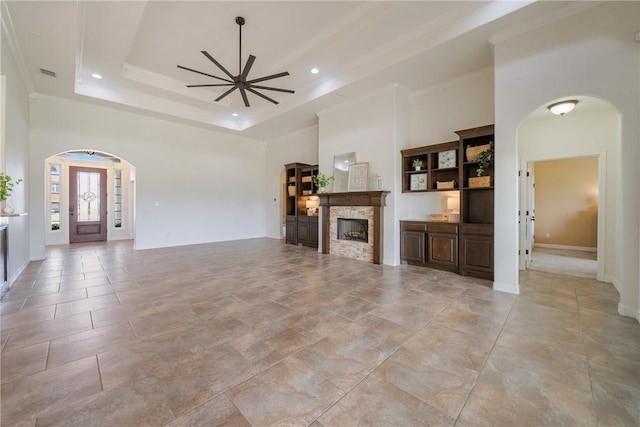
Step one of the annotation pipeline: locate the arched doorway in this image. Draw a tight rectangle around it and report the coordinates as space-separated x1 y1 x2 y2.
517 95 619 284
44 150 136 246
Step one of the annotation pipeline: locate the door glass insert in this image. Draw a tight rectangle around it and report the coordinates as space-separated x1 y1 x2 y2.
77 171 101 222
50 164 61 231
114 169 122 228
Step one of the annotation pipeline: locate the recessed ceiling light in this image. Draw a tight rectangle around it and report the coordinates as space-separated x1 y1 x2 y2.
310 68 319 74
91 73 103 79
232 113 239 117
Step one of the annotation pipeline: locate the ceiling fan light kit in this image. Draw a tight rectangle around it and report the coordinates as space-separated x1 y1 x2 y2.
178 16 294 107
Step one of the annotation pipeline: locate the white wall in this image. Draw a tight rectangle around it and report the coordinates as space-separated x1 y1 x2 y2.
494 1 639 319
519 109 619 283
264 125 318 239
405 68 495 221
318 84 408 265
1 31 30 287
29 95 267 258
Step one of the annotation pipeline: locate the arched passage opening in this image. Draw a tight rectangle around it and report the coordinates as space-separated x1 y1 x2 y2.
44 150 136 246
517 95 620 286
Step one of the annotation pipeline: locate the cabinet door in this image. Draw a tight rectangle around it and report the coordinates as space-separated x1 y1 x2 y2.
297 220 310 245
309 218 319 248
401 230 426 264
428 232 457 268
460 233 493 279
286 217 297 244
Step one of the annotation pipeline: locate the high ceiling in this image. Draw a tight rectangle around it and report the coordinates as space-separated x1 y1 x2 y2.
3 1 597 141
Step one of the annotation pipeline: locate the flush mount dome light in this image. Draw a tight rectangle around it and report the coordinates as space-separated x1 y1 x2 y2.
548 100 578 116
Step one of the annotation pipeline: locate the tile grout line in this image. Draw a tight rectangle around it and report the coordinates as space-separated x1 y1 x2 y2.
451 295 518 426
309 311 434 425
95 354 105 392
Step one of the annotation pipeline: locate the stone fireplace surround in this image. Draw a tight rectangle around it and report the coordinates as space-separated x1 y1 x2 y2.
318 191 390 265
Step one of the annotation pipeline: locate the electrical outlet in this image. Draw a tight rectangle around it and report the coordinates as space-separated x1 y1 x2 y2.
545 232 550 238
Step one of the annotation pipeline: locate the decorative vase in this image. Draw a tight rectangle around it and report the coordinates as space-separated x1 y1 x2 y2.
2 204 15 215
415 166 422 171
317 186 326 194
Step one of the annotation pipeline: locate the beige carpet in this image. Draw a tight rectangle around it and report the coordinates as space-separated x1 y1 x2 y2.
529 246 597 279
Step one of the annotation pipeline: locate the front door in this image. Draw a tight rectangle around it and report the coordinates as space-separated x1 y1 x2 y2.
69 166 107 243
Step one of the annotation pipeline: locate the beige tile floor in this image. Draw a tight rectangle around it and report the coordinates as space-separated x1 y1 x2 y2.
1 239 638 426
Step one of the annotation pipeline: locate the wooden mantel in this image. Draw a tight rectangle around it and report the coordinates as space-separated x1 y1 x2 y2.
318 191 390 264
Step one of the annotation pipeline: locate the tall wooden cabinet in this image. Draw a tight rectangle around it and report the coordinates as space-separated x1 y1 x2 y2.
456 125 494 280
400 124 494 280
284 162 319 248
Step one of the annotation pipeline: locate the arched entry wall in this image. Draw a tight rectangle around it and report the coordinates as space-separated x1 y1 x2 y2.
493 1 639 320
517 96 619 284
44 150 136 246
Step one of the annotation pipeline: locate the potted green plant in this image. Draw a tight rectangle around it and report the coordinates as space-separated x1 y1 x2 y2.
312 173 334 193
0 173 23 215
412 158 424 171
469 147 494 187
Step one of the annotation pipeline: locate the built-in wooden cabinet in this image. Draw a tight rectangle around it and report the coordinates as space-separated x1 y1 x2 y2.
284 162 319 249
400 220 458 273
400 124 494 280
456 125 494 280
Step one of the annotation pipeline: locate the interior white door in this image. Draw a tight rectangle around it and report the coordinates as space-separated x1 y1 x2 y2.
525 162 535 268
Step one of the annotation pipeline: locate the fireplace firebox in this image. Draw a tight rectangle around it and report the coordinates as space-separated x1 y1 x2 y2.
337 218 368 243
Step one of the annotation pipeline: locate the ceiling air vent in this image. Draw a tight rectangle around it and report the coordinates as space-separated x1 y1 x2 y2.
39 68 56 77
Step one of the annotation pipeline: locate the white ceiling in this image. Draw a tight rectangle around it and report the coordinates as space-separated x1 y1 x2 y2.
4 1 600 141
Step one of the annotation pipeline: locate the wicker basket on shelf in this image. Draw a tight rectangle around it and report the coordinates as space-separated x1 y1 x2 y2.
468 176 491 188
466 142 492 162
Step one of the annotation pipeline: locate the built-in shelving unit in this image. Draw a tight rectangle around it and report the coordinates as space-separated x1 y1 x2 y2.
400 125 495 280
401 141 459 192
285 162 319 248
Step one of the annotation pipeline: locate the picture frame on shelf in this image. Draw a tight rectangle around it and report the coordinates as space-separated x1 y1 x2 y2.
410 173 427 191
347 162 369 191
438 150 456 168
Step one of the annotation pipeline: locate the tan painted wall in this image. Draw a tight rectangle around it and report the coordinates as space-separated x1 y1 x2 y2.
534 156 598 248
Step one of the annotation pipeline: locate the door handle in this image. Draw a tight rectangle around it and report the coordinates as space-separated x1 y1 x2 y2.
69 205 75 216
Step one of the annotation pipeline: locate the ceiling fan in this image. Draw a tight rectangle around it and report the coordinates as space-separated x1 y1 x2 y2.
177 16 294 107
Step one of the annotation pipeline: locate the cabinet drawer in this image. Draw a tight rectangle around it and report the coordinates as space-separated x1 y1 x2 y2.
427 223 458 234
460 223 493 236
400 221 427 232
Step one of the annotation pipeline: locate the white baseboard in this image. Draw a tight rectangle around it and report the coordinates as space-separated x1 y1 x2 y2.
618 302 640 323
8 259 30 288
493 281 519 295
534 243 597 252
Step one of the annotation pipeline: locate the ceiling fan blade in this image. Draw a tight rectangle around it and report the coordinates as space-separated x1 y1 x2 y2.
239 87 250 107
240 55 256 81
215 86 239 102
246 87 279 105
246 71 290 85
186 83 235 88
176 65 233 83
201 51 236 80
249 84 295 94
